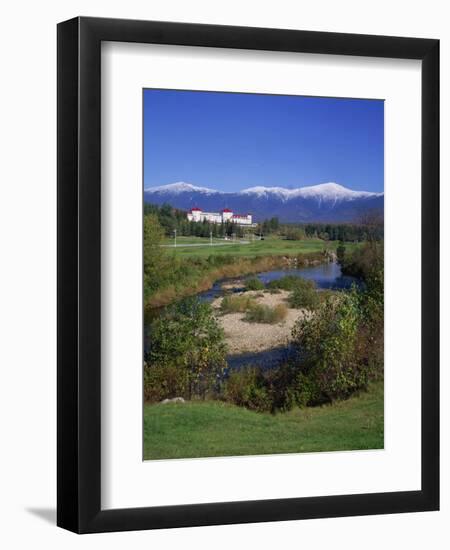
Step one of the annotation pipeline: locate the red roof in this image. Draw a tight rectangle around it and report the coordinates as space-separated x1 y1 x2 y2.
222 208 233 213
190 207 202 212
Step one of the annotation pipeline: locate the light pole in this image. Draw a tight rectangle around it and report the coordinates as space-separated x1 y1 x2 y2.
173 229 177 248
210 230 213 246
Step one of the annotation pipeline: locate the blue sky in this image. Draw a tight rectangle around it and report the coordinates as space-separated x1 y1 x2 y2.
143 89 384 193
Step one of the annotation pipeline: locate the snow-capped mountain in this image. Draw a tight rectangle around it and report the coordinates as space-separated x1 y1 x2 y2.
148 181 217 195
240 182 379 201
144 182 384 223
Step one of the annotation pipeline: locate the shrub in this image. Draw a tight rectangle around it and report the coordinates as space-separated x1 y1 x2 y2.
143 214 168 300
340 241 383 280
223 361 319 413
263 363 325 411
220 294 256 313
336 241 346 264
290 292 366 404
245 277 265 291
284 227 306 240
267 275 313 291
145 297 227 401
267 275 297 290
223 368 272 412
143 362 188 402
287 279 319 310
363 263 384 321
356 263 384 378
244 303 288 324
287 261 384 408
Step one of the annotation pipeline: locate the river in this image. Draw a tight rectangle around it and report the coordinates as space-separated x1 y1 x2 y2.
196 260 358 304
145 261 359 370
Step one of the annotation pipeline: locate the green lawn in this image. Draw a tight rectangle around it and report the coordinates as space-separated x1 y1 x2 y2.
143 381 384 460
162 236 228 246
162 236 357 259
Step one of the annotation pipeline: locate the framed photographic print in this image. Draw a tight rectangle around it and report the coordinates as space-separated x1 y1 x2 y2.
57 17 439 533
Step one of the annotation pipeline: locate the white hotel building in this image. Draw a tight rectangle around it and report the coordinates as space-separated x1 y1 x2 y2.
187 207 253 226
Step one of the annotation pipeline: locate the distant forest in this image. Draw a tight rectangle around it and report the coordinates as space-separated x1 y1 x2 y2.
144 203 384 242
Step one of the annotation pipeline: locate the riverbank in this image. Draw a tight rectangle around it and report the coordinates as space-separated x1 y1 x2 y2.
212 290 307 354
143 380 384 459
146 250 329 308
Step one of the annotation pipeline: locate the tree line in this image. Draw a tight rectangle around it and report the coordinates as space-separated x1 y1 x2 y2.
144 202 383 242
144 203 249 238
280 221 383 241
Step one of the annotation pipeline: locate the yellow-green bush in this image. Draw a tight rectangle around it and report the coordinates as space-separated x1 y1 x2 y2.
220 294 256 313
244 303 288 324
145 297 227 401
245 277 265 291
288 280 319 310
223 368 272 412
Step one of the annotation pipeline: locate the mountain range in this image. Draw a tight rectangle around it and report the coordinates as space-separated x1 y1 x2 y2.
144 182 384 223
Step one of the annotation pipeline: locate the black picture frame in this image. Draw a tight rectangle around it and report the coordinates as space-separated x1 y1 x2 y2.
57 16 439 534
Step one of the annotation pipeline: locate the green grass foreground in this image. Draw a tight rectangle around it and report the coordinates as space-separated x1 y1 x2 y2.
143 381 384 460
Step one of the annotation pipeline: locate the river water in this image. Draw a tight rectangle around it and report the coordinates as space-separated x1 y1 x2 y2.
222 261 359 369
145 261 359 370
196 260 358 304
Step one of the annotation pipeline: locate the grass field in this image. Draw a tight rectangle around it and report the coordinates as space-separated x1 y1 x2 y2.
162 236 229 246
161 236 354 259
143 381 384 460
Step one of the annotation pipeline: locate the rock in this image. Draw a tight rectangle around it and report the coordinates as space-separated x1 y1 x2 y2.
161 397 185 404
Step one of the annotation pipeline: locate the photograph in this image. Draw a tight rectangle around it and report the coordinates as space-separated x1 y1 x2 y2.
1 1 443 542
142 89 385 460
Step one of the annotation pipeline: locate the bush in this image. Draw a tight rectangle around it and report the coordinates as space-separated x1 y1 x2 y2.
340 241 383 281
262 363 325 411
356 263 384 378
144 363 188 402
363 263 384 321
284 227 306 240
244 303 288 324
287 279 319 310
220 294 256 313
267 275 312 291
145 297 227 401
245 277 265 291
222 362 319 413
290 292 367 404
223 368 272 412
143 214 168 300
336 241 346 264
337 260 384 383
